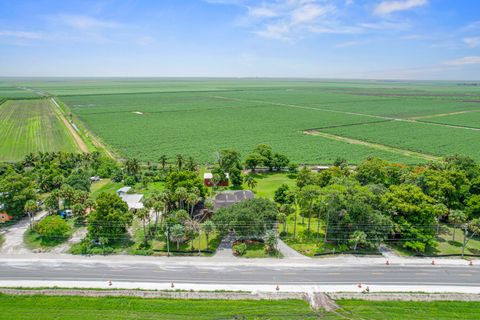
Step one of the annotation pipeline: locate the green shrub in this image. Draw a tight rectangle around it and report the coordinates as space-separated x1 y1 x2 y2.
35 216 71 241
233 243 247 256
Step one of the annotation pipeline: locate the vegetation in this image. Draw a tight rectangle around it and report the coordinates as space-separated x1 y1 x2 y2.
0 99 79 161
276 155 480 256
0 295 317 319
322 299 480 320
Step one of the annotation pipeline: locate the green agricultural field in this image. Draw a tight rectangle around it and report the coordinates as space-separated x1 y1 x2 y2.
0 295 317 320
8 78 480 164
0 99 79 161
322 120 480 161
421 110 480 129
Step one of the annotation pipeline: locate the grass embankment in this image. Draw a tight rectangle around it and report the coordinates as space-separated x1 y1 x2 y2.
0 295 317 320
323 300 480 320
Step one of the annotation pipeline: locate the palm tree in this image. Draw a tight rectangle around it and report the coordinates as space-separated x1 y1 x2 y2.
159 155 168 170
169 224 185 250
245 175 257 190
125 158 140 176
136 208 150 244
175 187 188 210
203 221 215 249
301 186 320 235
277 212 287 234
176 154 184 171
24 200 38 229
186 193 200 217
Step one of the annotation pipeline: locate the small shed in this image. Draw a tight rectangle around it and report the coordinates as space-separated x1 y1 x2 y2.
116 186 132 195
204 172 230 187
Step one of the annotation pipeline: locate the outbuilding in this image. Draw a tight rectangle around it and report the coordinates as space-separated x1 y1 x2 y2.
203 172 230 187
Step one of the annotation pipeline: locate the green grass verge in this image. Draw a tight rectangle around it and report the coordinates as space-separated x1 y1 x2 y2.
23 220 74 250
0 295 317 319
240 241 283 258
321 299 480 319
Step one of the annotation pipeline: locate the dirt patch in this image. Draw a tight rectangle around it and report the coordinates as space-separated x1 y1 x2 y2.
304 130 440 162
50 98 88 153
410 109 480 120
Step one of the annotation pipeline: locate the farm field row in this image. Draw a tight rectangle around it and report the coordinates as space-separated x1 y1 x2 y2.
321 120 480 161
62 92 422 164
419 110 480 129
0 99 80 161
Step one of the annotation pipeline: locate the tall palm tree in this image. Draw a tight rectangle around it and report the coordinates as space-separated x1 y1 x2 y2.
176 154 184 171
175 187 188 210
245 175 257 190
136 208 150 244
24 200 38 229
125 158 140 176
186 193 200 217
159 155 168 170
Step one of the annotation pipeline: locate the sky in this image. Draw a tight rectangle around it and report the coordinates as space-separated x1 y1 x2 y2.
0 0 479 80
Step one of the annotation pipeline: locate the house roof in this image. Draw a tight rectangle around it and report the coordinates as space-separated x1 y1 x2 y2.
119 193 144 210
204 172 230 179
214 190 254 210
117 186 132 194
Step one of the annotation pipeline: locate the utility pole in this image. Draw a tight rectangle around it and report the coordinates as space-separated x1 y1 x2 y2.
166 223 170 257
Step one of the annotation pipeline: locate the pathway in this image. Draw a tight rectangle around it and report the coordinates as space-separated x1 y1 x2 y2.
50 227 87 254
0 211 48 254
276 239 309 260
212 234 237 259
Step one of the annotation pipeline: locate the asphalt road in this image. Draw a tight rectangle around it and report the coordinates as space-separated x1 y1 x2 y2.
1 260 479 287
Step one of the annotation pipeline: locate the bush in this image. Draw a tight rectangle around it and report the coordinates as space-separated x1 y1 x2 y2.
233 243 247 256
35 216 71 241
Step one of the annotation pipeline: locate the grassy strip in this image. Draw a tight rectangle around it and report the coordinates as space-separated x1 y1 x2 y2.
0 294 317 320
322 299 480 320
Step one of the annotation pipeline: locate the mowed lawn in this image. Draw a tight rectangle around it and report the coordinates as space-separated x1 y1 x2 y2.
323 300 480 320
0 295 317 320
0 99 79 161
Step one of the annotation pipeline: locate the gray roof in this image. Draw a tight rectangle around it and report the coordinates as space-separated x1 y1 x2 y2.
119 193 144 210
117 186 132 194
214 190 254 210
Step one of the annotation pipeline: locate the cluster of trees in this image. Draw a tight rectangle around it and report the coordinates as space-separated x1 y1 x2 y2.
0 151 116 220
244 144 294 172
275 155 480 253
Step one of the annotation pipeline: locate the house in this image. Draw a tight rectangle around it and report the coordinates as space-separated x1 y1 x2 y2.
203 172 230 187
312 165 330 172
116 187 143 210
116 186 132 195
0 211 13 223
214 190 254 211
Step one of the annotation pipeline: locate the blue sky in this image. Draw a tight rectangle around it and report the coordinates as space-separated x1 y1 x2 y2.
0 0 479 79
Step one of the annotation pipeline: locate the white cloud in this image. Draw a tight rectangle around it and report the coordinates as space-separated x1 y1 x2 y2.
248 6 278 18
58 14 120 30
374 0 428 15
291 3 334 24
463 37 480 48
444 56 480 66
0 30 43 40
335 40 363 48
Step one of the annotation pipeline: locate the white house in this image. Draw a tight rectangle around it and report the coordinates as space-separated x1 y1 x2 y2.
116 187 143 210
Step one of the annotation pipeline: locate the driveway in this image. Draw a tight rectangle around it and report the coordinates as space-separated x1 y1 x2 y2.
0 211 48 254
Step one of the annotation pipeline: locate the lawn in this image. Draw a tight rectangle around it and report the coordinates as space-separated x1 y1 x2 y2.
245 172 296 199
389 224 480 257
281 213 328 257
90 179 165 199
23 219 75 250
0 99 79 161
322 300 480 320
132 222 222 256
239 241 283 258
0 295 317 320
